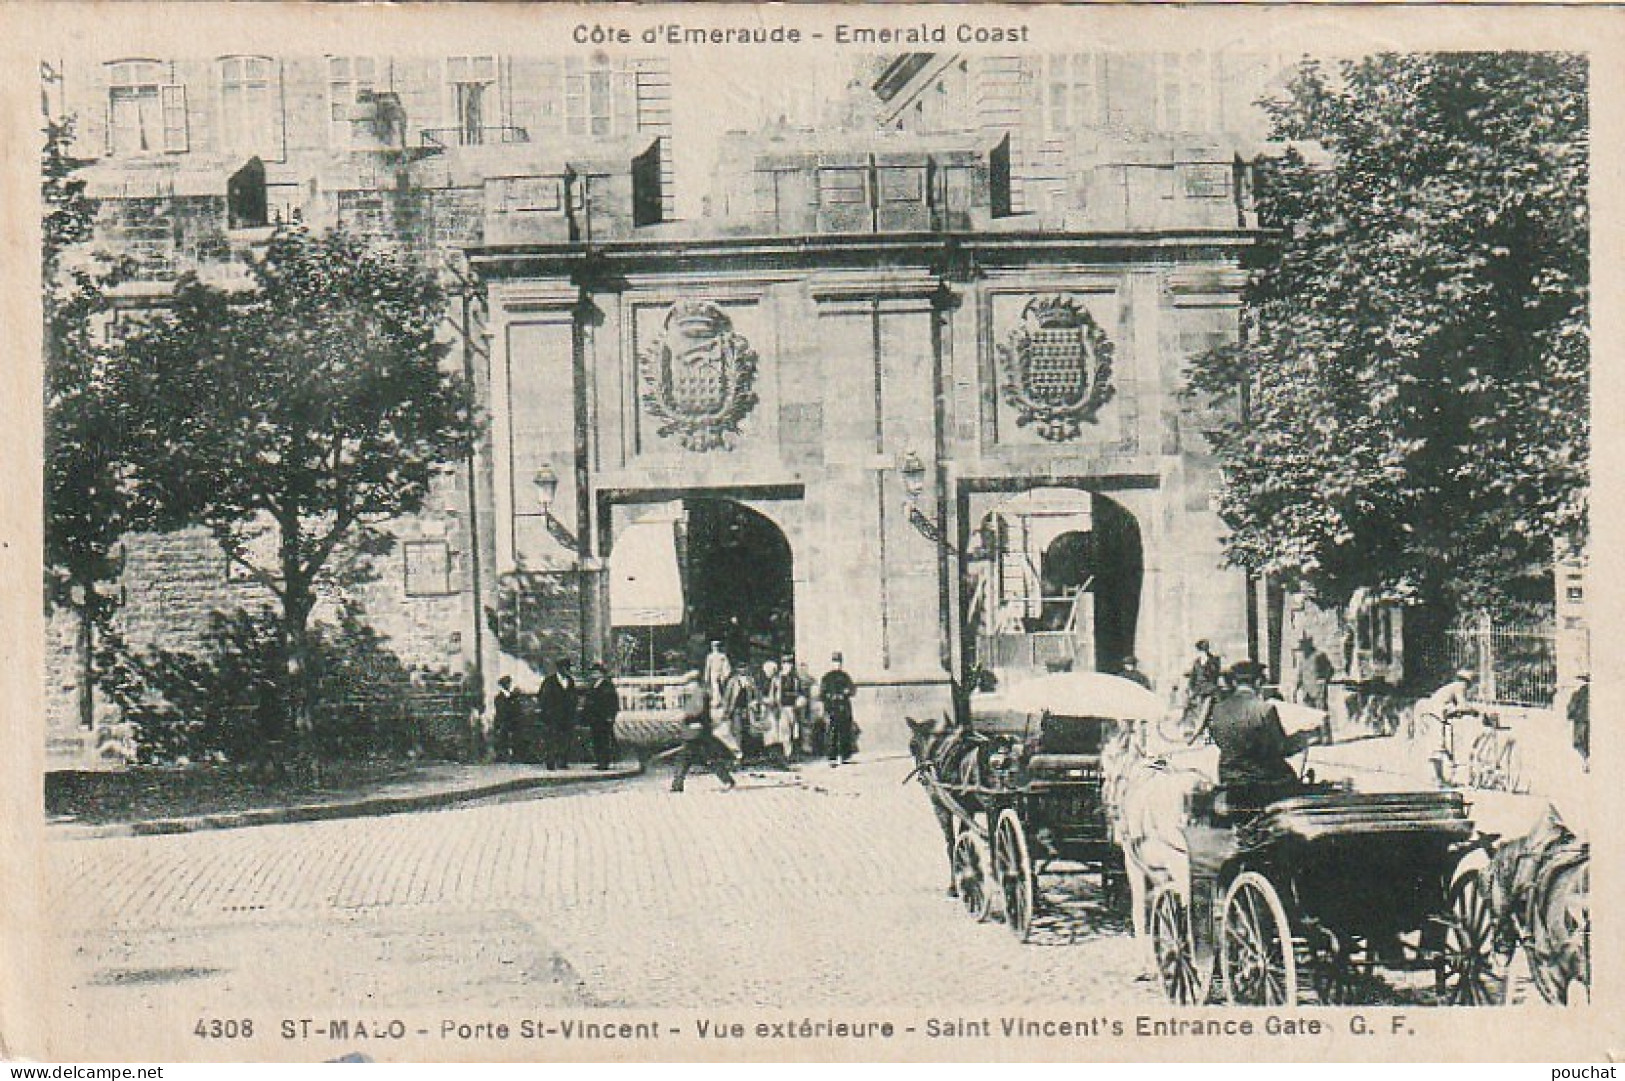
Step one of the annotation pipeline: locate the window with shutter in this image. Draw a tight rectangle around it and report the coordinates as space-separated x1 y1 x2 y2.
446 55 500 145
161 84 188 152
327 56 378 147
565 57 618 139
106 60 167 155
219 56 278 156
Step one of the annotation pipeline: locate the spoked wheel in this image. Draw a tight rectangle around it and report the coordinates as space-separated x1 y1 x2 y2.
951 828 994 922
992 809 1036 942
1438 871 1501 1006
1222 871 1299 1006
1468 732 1495 790
1499 740 1524 795
1151 883 1210 1004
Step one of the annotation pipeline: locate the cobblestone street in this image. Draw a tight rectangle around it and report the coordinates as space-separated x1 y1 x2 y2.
46 755 1162 1053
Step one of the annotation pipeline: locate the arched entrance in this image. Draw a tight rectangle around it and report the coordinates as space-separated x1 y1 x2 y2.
684 497 795 665
608 496 795 675
965 488 1143 681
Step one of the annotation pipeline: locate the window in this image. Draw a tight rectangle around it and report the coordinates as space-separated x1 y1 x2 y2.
404 540 454 597
1039 54 1099 136
107 59 186 154
565 58 617 138
219 56 278 155
327 56 377 147
817 166 868 205
1157 53 1212 133
447 55 498 145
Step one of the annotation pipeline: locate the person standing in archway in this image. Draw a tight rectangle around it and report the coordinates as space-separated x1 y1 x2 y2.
762 656 799 769
703 640 732 707
821 652 857 766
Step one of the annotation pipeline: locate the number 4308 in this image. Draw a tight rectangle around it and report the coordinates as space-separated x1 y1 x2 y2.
195 1019 253 1038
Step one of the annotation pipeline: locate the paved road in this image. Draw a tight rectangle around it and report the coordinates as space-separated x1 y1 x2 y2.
44 741 1575 1058
45 756 1160 1055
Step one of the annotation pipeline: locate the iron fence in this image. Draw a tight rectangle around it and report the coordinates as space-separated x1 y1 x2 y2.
1422 617 1559 708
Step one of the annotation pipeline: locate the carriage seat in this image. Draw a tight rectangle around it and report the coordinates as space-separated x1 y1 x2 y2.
1025 752 1101 780
1038 714 1110 755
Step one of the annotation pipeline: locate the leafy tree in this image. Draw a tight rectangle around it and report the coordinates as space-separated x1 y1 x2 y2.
43 116 129 730
1188 52 1587 621
115 227 478 744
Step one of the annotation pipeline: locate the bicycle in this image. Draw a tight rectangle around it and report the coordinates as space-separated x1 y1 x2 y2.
1425 706 1484 787
1468 713 1523 793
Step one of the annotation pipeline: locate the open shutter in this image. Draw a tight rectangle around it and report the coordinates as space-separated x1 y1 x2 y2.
160 83 188 152
270 60 287 160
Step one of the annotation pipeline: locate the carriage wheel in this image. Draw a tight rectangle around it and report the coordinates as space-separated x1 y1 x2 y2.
993 809 1036 942
951 829 994 923
1438 871 1500 1006
1151 884 1210 1005
1221 871 1299 1006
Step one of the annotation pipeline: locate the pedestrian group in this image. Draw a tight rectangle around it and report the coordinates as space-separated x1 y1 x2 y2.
487 646 861 793
490 656 624 771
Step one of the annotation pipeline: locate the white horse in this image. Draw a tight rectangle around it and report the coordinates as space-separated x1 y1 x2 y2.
1100 714 1212 976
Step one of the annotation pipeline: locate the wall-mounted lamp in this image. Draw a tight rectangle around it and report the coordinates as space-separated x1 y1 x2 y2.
534 464 579 553
900 450 928 501
897 449 956 554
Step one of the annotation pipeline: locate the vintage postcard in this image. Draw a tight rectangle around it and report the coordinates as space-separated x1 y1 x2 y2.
1 1 1619 1064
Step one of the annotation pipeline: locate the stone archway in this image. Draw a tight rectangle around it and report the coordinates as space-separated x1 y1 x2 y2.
965 487 1143 680
682 497 795 668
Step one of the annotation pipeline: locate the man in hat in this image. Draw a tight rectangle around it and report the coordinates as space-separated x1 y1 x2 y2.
1208 659 1322 809
820 652 857 766
536 657 579 770
1292 637 1335 712
1118 655 1152 690
671 673 736 793
491 675 524 763
1182 639 1223 731
582 661 620 770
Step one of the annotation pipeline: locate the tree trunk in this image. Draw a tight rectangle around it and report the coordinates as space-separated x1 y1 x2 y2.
279 508 316 762
283 577 315 743
75 584 94 734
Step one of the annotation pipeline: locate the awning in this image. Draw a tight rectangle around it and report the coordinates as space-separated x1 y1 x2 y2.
610 520 685 627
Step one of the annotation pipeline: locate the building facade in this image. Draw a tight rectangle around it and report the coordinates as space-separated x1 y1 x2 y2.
47 49 1273 764
45 51 675 766
470 52 1273 746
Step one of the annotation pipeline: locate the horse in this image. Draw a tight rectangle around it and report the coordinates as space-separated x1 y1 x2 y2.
1486 804 1590 1004
906 713 1008 898
1099 714 1210 976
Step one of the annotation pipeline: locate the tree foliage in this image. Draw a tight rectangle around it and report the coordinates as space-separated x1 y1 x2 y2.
1188 53 1588 617
43 117 127 615
43 116 133 728
115 227 479 736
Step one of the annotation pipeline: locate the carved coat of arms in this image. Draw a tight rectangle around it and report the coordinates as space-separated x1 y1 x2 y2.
639 300 759 452
997 296 1116 442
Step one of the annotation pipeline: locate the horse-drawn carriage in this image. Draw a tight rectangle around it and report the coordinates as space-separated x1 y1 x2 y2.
907 673 1163 940
1149 778 1492 1005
